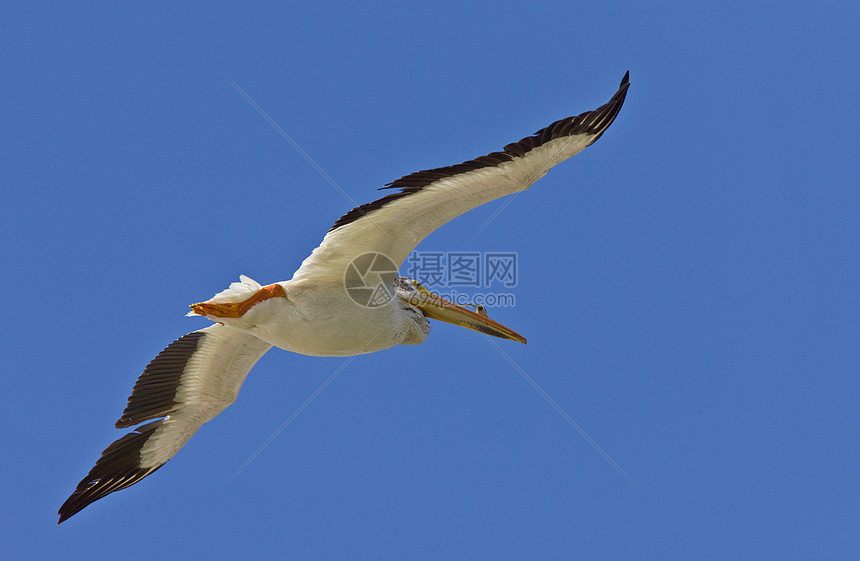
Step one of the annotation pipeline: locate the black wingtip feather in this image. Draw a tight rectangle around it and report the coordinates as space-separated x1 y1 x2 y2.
58 420 166 524
328 71 630 233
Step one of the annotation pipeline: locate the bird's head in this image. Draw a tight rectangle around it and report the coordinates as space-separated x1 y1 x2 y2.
393 277 526 344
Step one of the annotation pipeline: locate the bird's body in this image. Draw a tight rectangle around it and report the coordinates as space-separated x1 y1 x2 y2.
207 277 432 356
58 72 630 523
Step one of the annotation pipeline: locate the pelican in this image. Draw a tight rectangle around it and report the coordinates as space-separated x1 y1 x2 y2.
58 72 630 523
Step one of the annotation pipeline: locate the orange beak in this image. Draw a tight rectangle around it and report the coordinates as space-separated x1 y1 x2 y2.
408 287 526 344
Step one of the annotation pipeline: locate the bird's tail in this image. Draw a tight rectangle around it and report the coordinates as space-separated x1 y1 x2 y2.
188 275 286 319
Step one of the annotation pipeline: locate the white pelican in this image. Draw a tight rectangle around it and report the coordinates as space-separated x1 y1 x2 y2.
58 72 629 523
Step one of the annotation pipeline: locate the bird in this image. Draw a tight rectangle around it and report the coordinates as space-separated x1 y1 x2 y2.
58 71 630 523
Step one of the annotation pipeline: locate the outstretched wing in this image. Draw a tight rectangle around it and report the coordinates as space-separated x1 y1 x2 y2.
58 324 272 523
290 72 630 283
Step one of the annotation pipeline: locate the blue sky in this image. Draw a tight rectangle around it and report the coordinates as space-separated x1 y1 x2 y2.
3 1 859 559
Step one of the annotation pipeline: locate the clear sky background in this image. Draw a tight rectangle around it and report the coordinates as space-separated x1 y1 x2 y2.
3 2 858 559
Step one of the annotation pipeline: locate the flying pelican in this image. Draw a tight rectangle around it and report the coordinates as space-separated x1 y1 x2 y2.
58 72 630 523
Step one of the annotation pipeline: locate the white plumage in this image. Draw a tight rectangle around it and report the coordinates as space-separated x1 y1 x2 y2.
58 72 630 523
